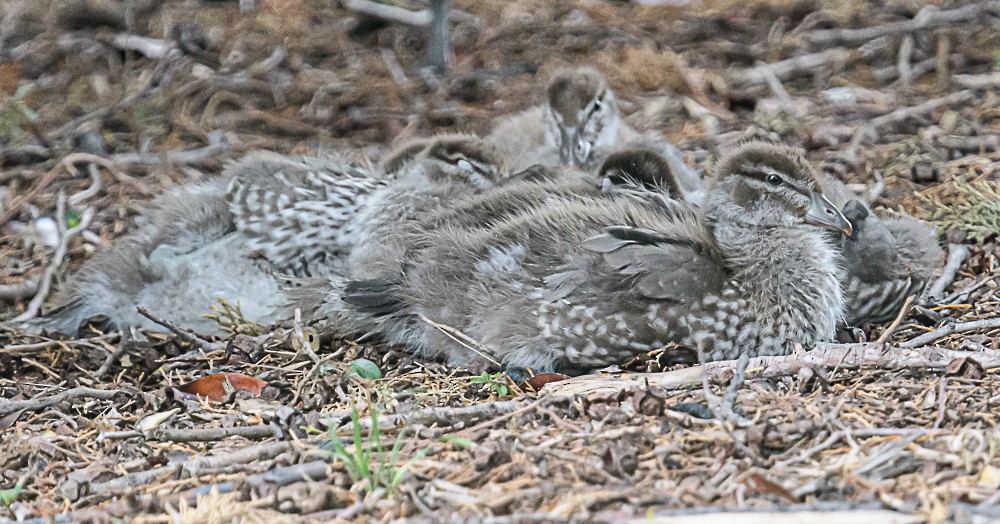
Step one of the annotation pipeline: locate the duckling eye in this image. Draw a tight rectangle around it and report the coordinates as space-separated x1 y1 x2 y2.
765 173 782 186
593 98 602 110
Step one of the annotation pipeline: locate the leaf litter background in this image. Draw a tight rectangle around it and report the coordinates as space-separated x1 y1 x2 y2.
1 0 1000 522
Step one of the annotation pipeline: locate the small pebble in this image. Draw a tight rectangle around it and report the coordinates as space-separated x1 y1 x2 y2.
34 217 60 248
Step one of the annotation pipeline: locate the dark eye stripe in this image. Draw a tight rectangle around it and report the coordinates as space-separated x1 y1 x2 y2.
741 164 812 196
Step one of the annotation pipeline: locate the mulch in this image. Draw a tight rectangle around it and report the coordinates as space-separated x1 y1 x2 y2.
1 0 999 521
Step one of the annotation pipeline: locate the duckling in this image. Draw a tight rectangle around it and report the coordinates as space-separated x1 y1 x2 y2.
34 150 394 335
344 133 507 281
32 180 286 335
485 66 625 172
839 200 942 325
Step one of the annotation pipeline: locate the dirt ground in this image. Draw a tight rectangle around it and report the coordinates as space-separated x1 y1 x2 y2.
1 0 1000 522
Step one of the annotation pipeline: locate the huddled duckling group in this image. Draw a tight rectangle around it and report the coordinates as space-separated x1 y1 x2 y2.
33 67 943 377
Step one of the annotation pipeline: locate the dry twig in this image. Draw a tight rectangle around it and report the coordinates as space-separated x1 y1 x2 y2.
544 343 1000 399
0 386 125 417
808 3 996 45
900 317 1000 348
927 244 970 301
135 306 223 352
875 294 916 345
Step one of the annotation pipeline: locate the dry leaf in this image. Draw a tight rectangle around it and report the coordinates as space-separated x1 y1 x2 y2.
523 372 570 391
742 472 799 503
177 372 268 402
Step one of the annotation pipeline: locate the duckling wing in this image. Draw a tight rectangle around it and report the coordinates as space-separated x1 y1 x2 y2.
581 225 727 303
224 152 386 275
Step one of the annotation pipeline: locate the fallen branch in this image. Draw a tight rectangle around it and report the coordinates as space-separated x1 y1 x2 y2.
900 317 1000 349
152 424 280 442
934 135 1000 153
0 386 125 417
808 3 997 45
641 508 920 524
728 48 852 87
110 33 170 59
0 333 121 356
331 400 524 432
542 343 1000 399
926 244 970 301
110 142 233 166
953 73 1000 89
870 90 974 130
343 0 432 26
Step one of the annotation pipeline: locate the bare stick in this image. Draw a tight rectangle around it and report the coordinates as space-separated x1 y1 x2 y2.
92 337 129 380
543 343 1000 399
425 0 452 73
110 142 232 166
418 314 500 366
926 244 970 301
0 333 121 355
953 73 1000 89
896 35 914 92
380 48 410 88
728 48 852 87
337 400 523 432
68 163 103 206
762 67 791 102
808 2 996 45
135 306 223 352
933 377 947 429
152 425 279 442
697 341 757 459
901 317 1000 348
343 0 432 26
454 397 544 437
1 152 127 226
291 308 322 364
0 386 124 417
111 33 170 59
875 294 916 345
935 135 1000 152
870 90 974 129
13 193 95 322
936 31 951 91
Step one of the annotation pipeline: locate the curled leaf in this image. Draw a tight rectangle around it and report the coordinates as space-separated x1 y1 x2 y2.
177 372 268 402
523 372 570 391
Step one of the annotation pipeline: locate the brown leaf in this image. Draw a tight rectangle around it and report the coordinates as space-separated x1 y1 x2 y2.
0 61 22 95
742 472 798 503
177 372 268 402
523 373 570 391
944 357 984 379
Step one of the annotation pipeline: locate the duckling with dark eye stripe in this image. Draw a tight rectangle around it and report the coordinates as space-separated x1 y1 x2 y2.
344 133 507 281
319 141 852 375
600 144 942 328
486 66 627 172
